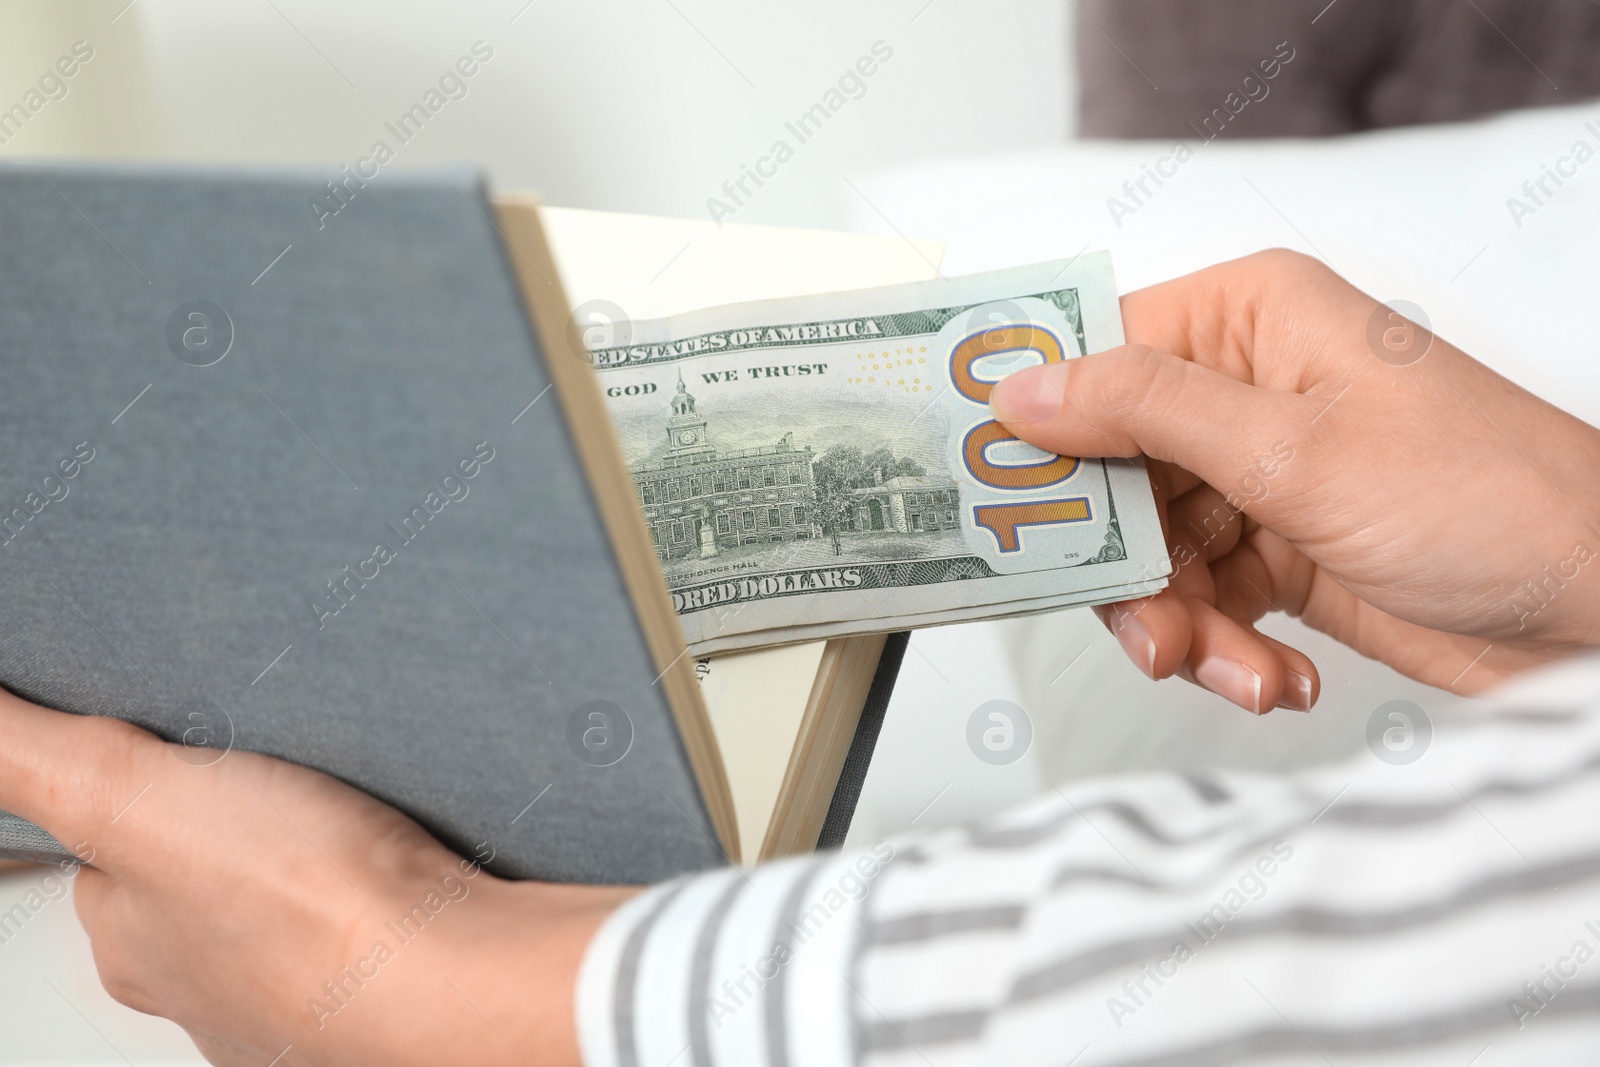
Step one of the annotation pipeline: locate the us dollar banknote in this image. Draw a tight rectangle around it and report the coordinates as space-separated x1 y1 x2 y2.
586 253 1171 655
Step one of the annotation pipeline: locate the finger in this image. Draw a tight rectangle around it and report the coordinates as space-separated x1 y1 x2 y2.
1210 542 1280 625
1166 483 1243 565
1097 575 1220 682
1292 564 1522 694
990 345 1315 502
1147 458 1203 505
1209 526 1323 628
1190 538 1322 710
1256 632 1320 712
1098 597 1181 680
1096 490 1233 682
1176 598 1288 715
1101 590 1314 714
0 687 163 860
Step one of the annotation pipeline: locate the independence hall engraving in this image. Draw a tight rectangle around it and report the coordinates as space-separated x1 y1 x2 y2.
633 375 819 561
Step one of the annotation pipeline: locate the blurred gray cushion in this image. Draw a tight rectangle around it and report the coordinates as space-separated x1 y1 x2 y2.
1077 0 1600 138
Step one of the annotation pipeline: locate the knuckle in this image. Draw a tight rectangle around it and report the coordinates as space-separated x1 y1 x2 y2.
1250 247 1321 274
1090 346 1202 462
89 945 148 1013
79 715 153 749
78 716 158 775
83 897 161 1016
1133 346 1193 417
64 716 163 831
99 971 155 1016
1092 343 1170 413
1246 248 1338 290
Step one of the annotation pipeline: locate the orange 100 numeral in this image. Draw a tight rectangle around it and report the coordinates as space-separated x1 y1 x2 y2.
949 324 1065 403
949 323 1090 552
962 421 1079 489
973 498 1094 553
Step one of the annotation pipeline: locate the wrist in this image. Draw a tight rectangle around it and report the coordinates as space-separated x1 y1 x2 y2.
465 880 638 1067
361 877 635 1067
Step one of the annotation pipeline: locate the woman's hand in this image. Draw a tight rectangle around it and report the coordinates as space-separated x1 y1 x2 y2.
0 686 629 1066
991 250 1600 712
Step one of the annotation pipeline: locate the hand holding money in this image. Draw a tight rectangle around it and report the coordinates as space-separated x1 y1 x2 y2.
590 253 1171 655
992 249 1600 708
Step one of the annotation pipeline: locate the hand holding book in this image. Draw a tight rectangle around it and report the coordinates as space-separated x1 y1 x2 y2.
0 681 616 1067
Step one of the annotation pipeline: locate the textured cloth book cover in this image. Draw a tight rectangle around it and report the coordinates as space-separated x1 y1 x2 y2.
0 161 722 883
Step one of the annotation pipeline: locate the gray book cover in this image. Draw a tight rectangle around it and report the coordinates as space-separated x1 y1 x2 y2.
0 160 724 883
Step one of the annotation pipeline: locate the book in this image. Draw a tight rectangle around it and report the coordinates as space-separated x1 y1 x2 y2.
0 163 928 881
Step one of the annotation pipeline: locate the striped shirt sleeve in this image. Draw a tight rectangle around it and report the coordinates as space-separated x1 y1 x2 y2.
578 655 1600 1067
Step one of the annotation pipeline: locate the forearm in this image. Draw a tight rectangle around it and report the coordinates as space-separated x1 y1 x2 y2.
576 666 1600 1066
578 848 890 1067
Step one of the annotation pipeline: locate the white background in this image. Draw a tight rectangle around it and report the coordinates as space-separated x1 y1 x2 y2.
0 0 1074 229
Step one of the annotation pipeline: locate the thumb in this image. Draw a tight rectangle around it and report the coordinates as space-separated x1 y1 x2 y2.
989 344 1310 495
0 688 160 864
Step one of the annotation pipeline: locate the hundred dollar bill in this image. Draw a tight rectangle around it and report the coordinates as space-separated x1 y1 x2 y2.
587 253 1171 655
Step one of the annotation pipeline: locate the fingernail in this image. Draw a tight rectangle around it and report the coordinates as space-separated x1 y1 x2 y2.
1109 608 1156 678
1195 656 1265 714
990 363 1068 424
1277 671 1314 713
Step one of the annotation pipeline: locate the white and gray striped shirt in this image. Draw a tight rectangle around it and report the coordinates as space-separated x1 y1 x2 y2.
577 657 1600 1066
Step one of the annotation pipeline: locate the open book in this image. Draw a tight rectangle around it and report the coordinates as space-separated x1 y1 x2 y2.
0 163 934 880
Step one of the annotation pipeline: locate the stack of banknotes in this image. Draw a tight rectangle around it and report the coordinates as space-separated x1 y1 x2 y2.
589 253 1171 656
